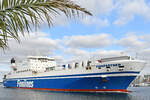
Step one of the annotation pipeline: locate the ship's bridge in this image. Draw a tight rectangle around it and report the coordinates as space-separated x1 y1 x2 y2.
27 56 56 72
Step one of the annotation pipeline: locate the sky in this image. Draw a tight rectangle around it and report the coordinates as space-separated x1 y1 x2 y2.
0 0 150 75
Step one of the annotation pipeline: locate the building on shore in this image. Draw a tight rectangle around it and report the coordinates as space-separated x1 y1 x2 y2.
0 71 8 82
130 75 150 87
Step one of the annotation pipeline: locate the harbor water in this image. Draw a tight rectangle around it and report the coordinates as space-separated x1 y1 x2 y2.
0 85 150 100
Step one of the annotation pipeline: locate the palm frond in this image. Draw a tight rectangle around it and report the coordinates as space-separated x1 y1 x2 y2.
0 0 92 48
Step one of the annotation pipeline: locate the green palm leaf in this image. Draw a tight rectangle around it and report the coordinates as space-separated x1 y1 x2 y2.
0 0 92 49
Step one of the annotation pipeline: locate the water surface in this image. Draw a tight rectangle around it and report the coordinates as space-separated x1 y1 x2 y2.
0 85 150 100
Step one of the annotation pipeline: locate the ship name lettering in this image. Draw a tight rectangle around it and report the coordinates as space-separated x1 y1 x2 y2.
96 64 121 68
17 80 34 88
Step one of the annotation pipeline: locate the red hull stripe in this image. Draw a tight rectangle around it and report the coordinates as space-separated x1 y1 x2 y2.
12 87 130 93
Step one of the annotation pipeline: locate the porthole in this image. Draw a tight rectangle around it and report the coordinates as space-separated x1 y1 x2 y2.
89 67 91 70
86 67 92 70
86 67 88 70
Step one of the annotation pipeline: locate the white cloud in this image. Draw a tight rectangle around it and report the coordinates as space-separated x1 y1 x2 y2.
81 16 109 27
40 15 69 28
74 0 114 15
6 32 60 56
0 32 60 70
74 0 113 26
114 0 150 25
113 17 132 26
28 0 150 27
64 48 89 57
117 33 147 49
39 0 114 27
63 33 111 48
140 34 150 42
91 50 125 58
51 13 70 27
52 55 65 64
37 0 114 27
63 48 128 63
137 48 150 60
63 47 125 62
62 48 90 63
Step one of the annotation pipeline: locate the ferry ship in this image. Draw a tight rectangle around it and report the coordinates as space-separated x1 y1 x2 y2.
3 56 145 93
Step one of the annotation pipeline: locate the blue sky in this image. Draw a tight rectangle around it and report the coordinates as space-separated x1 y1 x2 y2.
0 0 150 75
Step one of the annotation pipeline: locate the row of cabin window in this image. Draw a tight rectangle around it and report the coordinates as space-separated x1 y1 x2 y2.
45 67 55 71
31 67 44 69
29 58 55 61
16 69 31 73
30 63 53 66
97 65 124 69
30 65 49 69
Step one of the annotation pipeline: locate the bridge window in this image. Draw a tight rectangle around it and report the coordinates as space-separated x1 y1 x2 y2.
106 66 110 69
118 65 124 71
119 65 124 68
106 66 111 71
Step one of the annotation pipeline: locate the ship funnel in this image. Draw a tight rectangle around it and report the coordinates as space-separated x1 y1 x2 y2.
10 58 17 71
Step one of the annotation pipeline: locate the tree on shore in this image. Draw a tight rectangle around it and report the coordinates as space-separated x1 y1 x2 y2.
0 0 92 49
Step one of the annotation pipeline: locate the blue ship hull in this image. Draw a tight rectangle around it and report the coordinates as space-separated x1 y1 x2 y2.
3 72 138 92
